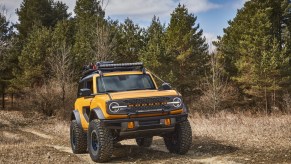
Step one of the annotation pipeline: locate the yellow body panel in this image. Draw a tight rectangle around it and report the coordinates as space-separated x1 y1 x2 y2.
74 71 182 130
75 97 92 130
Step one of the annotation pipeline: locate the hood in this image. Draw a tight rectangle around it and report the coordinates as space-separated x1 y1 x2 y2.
109 90 179 100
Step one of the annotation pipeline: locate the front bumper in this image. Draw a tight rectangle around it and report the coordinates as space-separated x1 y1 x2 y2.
100 113 188 138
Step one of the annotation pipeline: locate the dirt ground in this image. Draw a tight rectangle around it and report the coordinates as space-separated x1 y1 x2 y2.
0 109 291 164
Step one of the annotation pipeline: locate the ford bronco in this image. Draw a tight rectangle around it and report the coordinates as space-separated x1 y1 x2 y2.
70 62 192 162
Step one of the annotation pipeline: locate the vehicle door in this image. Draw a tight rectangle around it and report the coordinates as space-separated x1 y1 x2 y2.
76 77 94 127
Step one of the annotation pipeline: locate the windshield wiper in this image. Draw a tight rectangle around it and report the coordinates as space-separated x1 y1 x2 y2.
104 88 155 93
125 88 154 91
105 90 119 93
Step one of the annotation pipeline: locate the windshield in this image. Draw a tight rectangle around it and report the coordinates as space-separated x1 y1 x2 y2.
97 74 156 93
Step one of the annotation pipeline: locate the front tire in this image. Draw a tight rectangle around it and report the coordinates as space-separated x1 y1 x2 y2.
163 119 192 154
88 119 113 163
70 120 87 154
136 137 153 147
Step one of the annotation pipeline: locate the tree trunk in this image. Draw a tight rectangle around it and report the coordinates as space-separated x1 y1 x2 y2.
273 78 276 108
265 86 268 114
11 93 14 108
2 85 5 109
62 83 65 111
211 53 216 113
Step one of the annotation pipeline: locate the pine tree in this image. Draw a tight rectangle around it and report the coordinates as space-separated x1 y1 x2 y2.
215 0 291 111
234 9 282 111
51 1 71 26
49 20 74 110
165 4 209 97
0 10 11 42
0 9 14 109
18 27 52 86
114 18 145 63
16 0 70 40
215 0 290 77
280 0 291 92
49 20 74 79
140 16 165 75
73 0 105 68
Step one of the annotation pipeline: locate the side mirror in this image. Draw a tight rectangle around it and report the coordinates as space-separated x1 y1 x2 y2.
159 83 172 90
79 88 92 97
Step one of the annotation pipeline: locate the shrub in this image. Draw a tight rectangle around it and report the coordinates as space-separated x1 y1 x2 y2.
20 80 76 119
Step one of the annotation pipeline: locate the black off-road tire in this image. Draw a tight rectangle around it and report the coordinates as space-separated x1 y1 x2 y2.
70 120 87 154
163 119 192 154
88 119 113 163
136 137 153 147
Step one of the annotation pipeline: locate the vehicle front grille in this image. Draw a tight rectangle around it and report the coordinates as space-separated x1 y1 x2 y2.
126 105 171 113
122 97 172 113
107 96 181 114
123 97 171 104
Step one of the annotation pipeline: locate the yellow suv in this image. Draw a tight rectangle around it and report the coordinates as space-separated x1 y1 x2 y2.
70 62 192 162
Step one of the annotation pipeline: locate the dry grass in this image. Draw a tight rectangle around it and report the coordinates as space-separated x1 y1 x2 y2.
190 111 291 150
1 109 291 163
38 119 70 139
18 80 77 117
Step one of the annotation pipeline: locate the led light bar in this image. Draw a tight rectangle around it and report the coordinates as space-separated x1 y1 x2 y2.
81 62 145 79
97 61 114 65
97 62 143 68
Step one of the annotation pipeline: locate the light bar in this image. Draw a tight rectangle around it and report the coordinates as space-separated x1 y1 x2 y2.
98 62 143 68
81 62 145 79
97 61 114 65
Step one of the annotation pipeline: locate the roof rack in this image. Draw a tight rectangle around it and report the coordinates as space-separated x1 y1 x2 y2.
81 61 146 79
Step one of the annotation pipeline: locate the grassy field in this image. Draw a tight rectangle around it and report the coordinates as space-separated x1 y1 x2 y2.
0 109 291 163
191 111 291 149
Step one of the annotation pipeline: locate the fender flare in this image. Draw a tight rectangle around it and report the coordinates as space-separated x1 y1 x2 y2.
71 110 82 128
89 108 105 121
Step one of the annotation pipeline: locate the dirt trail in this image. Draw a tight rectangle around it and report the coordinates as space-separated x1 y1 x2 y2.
0 109 290 163
19 128 94 163
21 128 53 139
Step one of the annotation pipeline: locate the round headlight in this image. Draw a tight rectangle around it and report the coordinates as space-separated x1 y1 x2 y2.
173 97 182 108
109 102 120 113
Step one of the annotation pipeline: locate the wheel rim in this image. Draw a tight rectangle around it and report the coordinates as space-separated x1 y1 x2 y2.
91 130 99 151
71 128 76 149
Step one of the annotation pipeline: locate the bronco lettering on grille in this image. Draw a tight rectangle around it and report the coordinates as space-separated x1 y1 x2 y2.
128 102 167 107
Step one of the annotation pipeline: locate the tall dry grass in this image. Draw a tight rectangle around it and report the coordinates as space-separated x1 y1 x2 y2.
190 111 291 150
20 80 77 118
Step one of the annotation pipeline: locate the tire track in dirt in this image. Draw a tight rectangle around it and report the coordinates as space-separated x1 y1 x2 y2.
0 111 91 164
50 145 94 164
119 138 238 164
9 126 239 163
21 128 53 139
20 128 94 164
1 113 237 164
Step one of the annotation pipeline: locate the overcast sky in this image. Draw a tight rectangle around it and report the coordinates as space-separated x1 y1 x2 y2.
0 0 246 49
